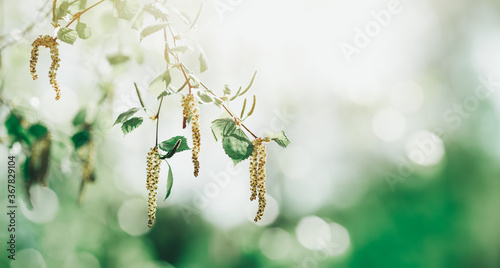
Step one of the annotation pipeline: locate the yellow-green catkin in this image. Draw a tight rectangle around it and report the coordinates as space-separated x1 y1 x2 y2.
30 35 61 100
250 139 267 222
182 94 201 177
146 147 161 228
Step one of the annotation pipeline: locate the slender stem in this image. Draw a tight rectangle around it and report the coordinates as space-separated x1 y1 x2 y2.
65 0 105 28
155 97 164 147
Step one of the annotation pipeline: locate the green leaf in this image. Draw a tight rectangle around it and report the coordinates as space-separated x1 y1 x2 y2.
71 130 91 149
73 108 87 126
266 131 291 148
131 10 144 30
55 1 70 21
143 2 169 20
157 90 171 100
223 85 231 96
149 70 171 99
159 136 190 155
5 113 29 145
168 6 191 25
188 74 200 88
222 129 253 166
29 124 48 139
107 53 130 65
114 0 141 21
121 117 143 135
140 22 169 42
164 161 173 200
197 47 208 73
214 98 223 108
76 22 92 39
184 3 203 33
79 0 87 10
5 113 23 137
197 91 213 103
114 107 140 126
170 45 192 54
57 27 78 45
211 118 237 142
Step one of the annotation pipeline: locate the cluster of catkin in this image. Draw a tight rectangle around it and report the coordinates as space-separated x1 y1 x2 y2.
182 94 201 177
249 138 267 222
30 35 61 100
146 147 161 228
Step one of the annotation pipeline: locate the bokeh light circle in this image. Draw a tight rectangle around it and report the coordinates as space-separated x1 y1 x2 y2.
372 107 407 141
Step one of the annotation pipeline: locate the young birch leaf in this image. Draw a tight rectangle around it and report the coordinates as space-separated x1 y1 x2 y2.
223 85 232 96
55 1 70 21
157 90 171 100
170 45 192 54
168 6 191 25
198 50 208 73
222 129 253 166
114 0 141 21
140 22 169 42
29 124 48 139
114 107 140 125
5 113 28 144
184 4 203 33
159 136 190 154
73 108 87 126
143 2 169 20
211 118 237 141
107 53 130 65
121 117 143 135
149 70 171 99
266 131 291 148
57 27 78 45
79 0 87 10
214 98 223 108
131 10 145 30
164 161 173 200
76 22 92 39
188 74 200 88
71 130 91 149
197 91 213 103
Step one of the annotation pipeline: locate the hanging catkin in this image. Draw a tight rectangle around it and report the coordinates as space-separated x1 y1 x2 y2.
30 35 61 100
182 94 201 177
250 139 267 222
146 147 161 228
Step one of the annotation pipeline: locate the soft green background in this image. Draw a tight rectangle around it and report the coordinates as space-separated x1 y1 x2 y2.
1 0 500 267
